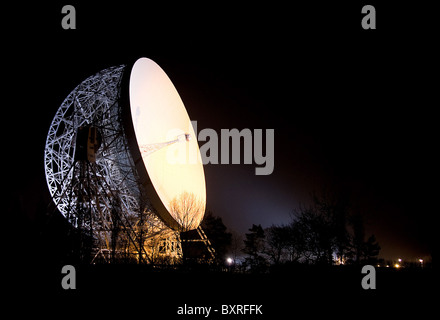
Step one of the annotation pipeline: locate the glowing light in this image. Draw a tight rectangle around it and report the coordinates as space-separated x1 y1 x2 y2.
394 263 400 269
226 257 234 265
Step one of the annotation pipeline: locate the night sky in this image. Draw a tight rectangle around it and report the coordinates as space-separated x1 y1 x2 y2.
6 2 437 263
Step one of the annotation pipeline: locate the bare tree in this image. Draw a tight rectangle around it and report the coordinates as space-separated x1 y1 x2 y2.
169 191 204 232
264 225 290 265
169 192 205 264
349 213 380 264
242 224 268 273
311 190 351 264
230 230 243 267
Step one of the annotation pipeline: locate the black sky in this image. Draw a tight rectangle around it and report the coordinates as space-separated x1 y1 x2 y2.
6 2 437 262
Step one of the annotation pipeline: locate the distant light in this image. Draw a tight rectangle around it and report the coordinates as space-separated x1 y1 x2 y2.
398 258 402 262
394 264 400 269
419 259 423 263
226 257 234 265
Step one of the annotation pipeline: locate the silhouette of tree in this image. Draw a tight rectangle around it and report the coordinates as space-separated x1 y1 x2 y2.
294 205 333 264
363 234 381 263
350 212 365 264
348 213 380 264
242 224 268 273
264 225 291 264
229 230 243 269
285 219 308 263
200 211 232 264
240 191 381 268
289 190 380 265
311 191 351 264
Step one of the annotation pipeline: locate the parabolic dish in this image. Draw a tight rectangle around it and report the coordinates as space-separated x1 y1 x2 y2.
127 58 206 231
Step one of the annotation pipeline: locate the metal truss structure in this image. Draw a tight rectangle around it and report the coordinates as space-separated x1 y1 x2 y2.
139 133 191 158
44 65 183 263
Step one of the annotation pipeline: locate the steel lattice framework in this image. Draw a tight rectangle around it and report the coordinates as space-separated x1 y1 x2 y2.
44 65 182 262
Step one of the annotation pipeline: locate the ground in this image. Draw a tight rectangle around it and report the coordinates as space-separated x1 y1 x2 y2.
14 263 434 318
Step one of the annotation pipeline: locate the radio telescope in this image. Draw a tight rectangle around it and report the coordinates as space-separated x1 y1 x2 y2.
44 58 214 263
